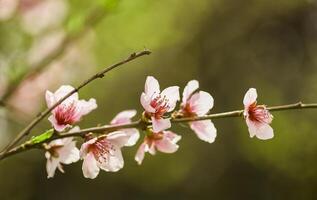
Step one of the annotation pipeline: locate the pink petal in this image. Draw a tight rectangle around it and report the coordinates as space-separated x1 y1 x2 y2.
151 117 171 133
82 152 100 179
53 85 78 105
144 76 160 96
140 93 155 113
182 80 199 105
123 129 140 146
80 137 97 158
72 98 97 121
106 131 131 147
48 115 68 132
190 120 217 143
45 90 55 108
243 88 257 107
46 157 59 178
189 91 214 116
246 119 274 140
135 143 146 165
111 110 137 125
155 131 181 153
98 146 124 172
161 86 180 112
58 140 80 164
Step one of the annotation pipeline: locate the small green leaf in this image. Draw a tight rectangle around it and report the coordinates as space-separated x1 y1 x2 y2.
30 129 54 144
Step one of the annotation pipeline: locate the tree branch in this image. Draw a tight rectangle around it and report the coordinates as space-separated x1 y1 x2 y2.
1 102 316 161
0 50 152 157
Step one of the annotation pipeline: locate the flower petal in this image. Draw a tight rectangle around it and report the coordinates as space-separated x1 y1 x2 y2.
123 129 140 146
243 88 257 107
45 90 56 108
53 85 78 105
98 146 124 172
111 110 137 125
48 115 68 132
135 143 146 165
77 98 97 116
80 137 97 158
106 131 131 147
161 86 180 112
182 80 199 105
189 91 214 116
82 152 100 179
46 157 60 178
155 131 181 153
59 140 80 164
190 120 217 143
151 117 171 133
144 76 160 96
140 93 155 113
246 119 274 140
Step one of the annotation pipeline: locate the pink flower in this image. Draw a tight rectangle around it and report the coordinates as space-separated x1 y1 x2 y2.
140 76 180 132
80 131 131 179
135 130 181 165
45 137 80 178
180 80 217 143
45 85 97 132
110 110 139 146
243 88 274 140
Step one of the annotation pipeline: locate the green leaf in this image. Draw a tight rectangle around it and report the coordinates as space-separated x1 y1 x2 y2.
30 129 54 144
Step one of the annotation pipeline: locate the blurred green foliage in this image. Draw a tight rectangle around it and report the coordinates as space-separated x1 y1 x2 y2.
1 0 317 199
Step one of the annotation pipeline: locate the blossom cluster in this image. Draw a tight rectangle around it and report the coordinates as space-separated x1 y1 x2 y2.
43 76 274 179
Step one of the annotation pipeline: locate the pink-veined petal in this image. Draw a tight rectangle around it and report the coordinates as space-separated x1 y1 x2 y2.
243 88 257 107
144 76 160 96
48 115 69 132
72 98 97 121
111 110 137 125
182 80 199 105
189 91 214 116
82 152 100 179
98 146 124 172
151 117 171 133
161 86 180 112
140 93 155 113
190 120 217 143
80 137 97 158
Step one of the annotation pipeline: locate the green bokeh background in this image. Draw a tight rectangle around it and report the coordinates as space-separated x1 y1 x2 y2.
1 0 317 199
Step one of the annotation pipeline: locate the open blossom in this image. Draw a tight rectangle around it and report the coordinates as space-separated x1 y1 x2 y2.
180 80 217 143
110 110 139 146
45 85 97 132
140 76 180 133
45 137 80 178
135 130 181 165
243 88 274 140
80 131 131 179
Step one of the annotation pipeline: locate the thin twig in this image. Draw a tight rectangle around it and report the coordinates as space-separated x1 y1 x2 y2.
0 50 152 157
1 101 316 161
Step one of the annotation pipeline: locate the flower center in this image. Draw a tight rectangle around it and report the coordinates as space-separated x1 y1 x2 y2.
54 103 77 126
150 94 170 118
248 103 272 124
89 138 115 163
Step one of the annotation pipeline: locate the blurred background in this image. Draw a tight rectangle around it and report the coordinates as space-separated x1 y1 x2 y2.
1 0 317 199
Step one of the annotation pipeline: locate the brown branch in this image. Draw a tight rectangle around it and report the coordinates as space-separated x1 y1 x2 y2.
0 50 152 158
1 101 316 161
